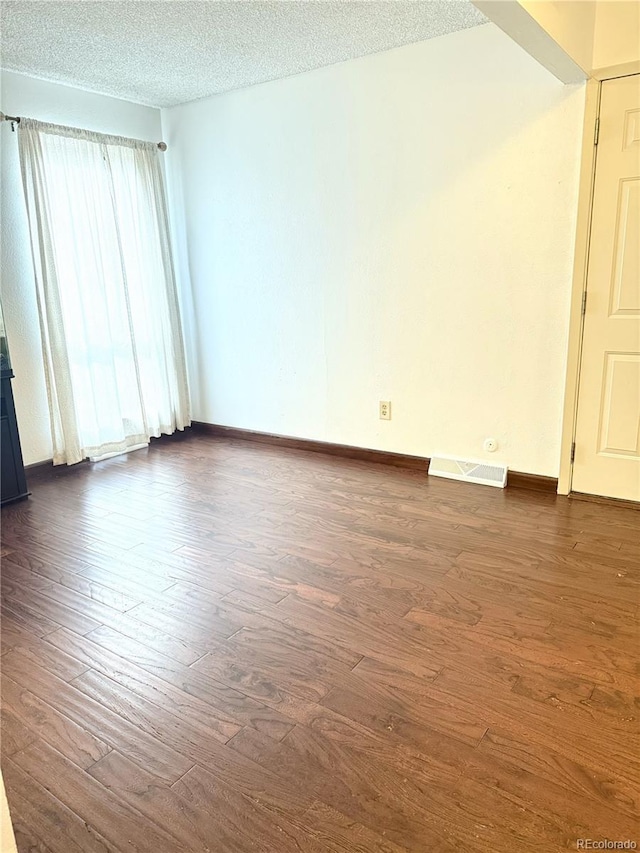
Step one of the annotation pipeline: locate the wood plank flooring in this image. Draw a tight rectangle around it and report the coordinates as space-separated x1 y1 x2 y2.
1 431 639 852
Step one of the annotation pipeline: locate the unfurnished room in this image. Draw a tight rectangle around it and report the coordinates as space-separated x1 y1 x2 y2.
0 1 639 851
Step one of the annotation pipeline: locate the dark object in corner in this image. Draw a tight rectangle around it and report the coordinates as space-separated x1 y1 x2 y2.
1 315 29 506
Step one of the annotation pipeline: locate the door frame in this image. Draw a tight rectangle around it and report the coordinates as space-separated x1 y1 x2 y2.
558 79 601 495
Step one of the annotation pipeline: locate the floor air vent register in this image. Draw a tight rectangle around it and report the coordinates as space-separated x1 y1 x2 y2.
428 456 508 488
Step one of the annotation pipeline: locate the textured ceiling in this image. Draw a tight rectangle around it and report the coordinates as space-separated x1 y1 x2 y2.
0 1 487 108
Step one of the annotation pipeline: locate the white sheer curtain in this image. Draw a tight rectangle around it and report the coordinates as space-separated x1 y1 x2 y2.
18 118 190 465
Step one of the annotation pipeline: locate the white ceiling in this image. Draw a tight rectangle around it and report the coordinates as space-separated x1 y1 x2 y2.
0 1 487 108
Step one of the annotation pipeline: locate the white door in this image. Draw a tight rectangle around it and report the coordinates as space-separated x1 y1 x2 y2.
573 74 640 502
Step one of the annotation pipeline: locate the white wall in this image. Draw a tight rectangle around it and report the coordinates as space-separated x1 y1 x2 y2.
0 71 162 464
163 23 585 477
478 0 640 82
593 0 640 77
521 0 596 72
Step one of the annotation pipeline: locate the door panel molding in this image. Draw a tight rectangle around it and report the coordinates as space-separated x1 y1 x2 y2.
609 177 640 316
597 352 640 457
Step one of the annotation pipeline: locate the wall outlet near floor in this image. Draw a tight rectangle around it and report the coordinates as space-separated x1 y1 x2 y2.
379 401 391 420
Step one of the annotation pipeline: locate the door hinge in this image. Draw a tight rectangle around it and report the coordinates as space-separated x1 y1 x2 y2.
570 441 576 463
581 290 588 315
594 117 600 146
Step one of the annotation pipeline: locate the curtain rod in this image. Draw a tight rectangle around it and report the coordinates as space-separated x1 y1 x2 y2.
0 113 167 151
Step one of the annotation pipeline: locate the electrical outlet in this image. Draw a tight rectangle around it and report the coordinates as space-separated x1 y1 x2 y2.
379 401 391 420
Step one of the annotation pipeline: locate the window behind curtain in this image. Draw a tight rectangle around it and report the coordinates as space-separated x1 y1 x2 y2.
18 119 190 465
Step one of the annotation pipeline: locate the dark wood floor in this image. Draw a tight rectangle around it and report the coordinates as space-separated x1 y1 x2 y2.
1 432 638 852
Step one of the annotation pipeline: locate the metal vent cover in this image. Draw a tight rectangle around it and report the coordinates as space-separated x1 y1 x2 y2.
428 456 507 488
